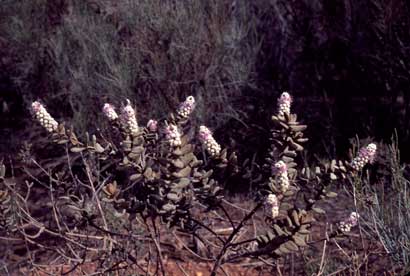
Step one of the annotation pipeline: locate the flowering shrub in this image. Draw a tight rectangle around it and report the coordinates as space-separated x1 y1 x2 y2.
0 92 377 274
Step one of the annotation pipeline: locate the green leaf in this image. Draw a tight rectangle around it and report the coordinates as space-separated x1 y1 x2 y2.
299 229 310 235
70 147 86 153
174 178 190 189
275 245 289 255
273 224 286 236
283 149 297 158
267 231 276 241
57 139 69 144
283 190 295 197
287 138 304 151
162 203 176 212
172 166 191 178
280 203 293 210
296 138 309 143
257 235 269 246
282 156 294 163
202 169 213 179
287 162 297 169
290 125 307 132
172 159 185 169
132 146 144 154
167 193 180 201
94 143 105 153
190 160 203 167
143 167 153 179
283 240 299 251
326 191 338 198
312 207 326 214
181 153 195 166
130 174 142 181
293 235 307 247
291 210 300 226
330 159 337 172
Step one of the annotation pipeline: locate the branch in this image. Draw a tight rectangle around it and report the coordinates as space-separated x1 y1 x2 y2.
210 202 263 276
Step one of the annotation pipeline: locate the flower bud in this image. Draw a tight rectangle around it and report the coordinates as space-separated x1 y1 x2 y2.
277 92 292 117
339 212 360 233
147 119 158 132
31 101 58 133
351 143 377 171
103 103 118 121
198 125 221 157
119 100 139 136
176 95 196 119
163 124 182 147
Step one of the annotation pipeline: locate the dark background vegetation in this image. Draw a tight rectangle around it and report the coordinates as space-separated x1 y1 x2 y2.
1 0 410 162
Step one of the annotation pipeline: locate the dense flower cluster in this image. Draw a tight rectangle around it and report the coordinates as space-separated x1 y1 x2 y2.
176 95 196 118
198 125 221 157
119 100 139 136
351 143 377 171
273 160 290 193
265 194 279 218
277 92 292 117
339 212 360 233
31 101 59 133
147 119 158 132
163 124 182 147
103 103 118 121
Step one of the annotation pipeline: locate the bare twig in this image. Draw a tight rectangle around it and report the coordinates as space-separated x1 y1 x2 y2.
210 202 263 276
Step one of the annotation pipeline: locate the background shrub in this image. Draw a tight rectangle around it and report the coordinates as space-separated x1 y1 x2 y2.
0 0 259 146
1 0 410 162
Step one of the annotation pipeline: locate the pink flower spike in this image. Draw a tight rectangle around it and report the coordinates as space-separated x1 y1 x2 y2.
273 160 287 174
31 101 42 113
339 212 360 233
351 143 377 171
31 101 59 133
272 160 290 193
103 103 118 121
265 194 279 218
163 124 181 147
147 119 158 132
176 95 196 119
198 126 221 157
119 100 139 136
198 125 212 142
277 91 292 117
